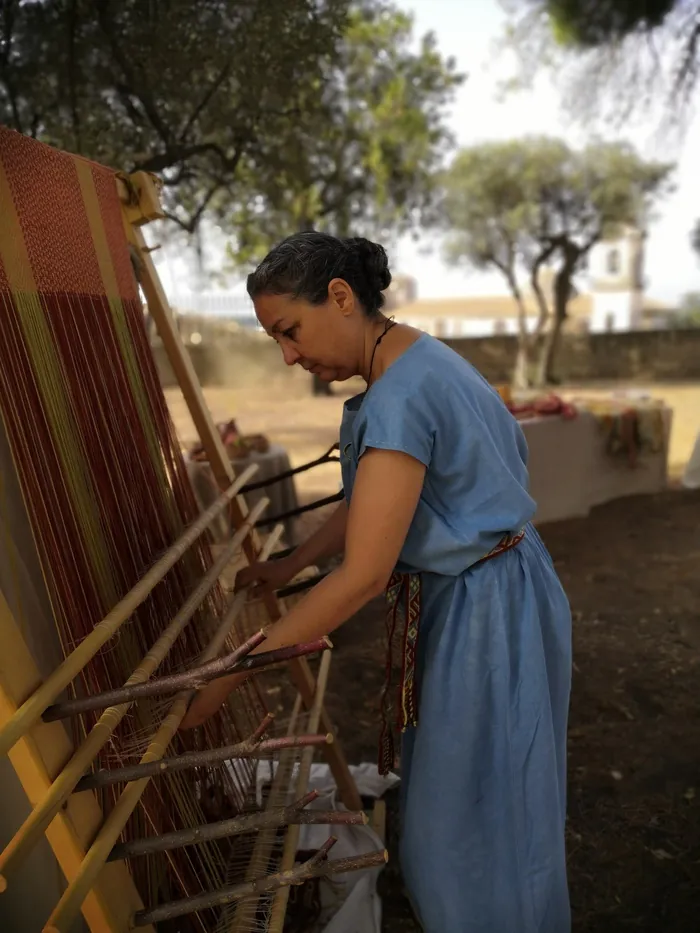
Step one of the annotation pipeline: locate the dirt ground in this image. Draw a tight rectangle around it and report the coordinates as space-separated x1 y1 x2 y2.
165 377 700 932
164 377 700 496
260 489 700 933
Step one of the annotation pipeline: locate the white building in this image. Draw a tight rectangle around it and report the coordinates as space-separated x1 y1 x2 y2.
390 229 675 337
588 227 644 332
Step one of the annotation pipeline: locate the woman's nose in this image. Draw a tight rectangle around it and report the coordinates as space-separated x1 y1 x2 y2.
281 343 301 366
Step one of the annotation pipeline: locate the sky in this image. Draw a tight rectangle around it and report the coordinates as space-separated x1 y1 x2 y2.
393 0 699 304
155 0 700 307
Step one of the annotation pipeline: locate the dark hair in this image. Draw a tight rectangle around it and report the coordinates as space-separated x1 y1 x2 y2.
246 231 392 316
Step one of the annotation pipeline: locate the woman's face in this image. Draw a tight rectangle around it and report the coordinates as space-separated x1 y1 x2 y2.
253 279 365 383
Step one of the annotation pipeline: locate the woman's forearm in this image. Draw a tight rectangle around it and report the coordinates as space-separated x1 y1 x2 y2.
288 499 348 574
188 564 379 717
255 564 378 652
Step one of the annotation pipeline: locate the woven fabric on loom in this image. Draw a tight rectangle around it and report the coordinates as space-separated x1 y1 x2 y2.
0 127 270 918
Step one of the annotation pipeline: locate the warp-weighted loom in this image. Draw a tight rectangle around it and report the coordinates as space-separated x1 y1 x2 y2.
0 127 384 933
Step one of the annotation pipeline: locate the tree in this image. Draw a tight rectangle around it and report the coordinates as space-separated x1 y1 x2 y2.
441 136 673 388
673 292 700 327
1 0 460 244
222 2 463 268
0 0 350 232
542 0 677 46
440 138 557 388
500 0 700 132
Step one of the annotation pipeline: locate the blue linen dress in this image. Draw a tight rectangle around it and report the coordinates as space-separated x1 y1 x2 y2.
339 333 572 933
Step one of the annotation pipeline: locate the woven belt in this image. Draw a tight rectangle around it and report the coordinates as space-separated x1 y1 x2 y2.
378 527 525 775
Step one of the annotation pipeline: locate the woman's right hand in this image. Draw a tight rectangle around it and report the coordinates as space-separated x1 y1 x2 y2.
235 555 299 598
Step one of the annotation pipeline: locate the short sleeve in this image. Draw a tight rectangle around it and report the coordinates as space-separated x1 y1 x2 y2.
354 389 435 467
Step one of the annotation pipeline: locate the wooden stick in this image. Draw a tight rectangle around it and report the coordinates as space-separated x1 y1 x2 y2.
74 714 273 792
132 847 389 926
41 559 276 933
229 651 333 933
276 572 328 599
227 694 303 933
108 796 368 862
0 504 265 889
0 594 154 932
0 465 259 759
127 219 361 813
268 650 332 932
44 635 330 720
74 731 332 793
42 629 267 722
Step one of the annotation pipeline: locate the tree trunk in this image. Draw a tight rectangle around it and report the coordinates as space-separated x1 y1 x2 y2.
533 250 577 387
533 314 565 388
531 266 551 338
507 271 532 390
512 337 531 391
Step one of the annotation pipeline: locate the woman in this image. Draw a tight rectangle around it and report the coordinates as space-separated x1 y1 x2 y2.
182 232 572 932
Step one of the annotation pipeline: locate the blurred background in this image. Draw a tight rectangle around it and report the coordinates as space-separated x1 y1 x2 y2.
3 1 700 930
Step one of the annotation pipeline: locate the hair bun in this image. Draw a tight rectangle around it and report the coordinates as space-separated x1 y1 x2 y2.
345 237 392 292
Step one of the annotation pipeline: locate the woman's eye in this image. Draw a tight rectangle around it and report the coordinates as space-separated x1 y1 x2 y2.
283 326 297 340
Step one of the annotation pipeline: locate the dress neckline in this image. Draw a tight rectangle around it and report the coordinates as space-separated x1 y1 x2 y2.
344 331 428 411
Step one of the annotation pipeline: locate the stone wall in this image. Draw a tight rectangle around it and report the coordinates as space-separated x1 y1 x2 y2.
444 328 700 384
153 329 284 390
153 325 700 388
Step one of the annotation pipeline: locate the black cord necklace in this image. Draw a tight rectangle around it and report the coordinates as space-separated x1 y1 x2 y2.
367 316 396 387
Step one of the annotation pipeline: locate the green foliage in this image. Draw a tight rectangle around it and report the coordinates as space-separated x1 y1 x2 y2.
0 0 350 231
673 291 700 327
544 0 676 47
442 136 671 279
0 0 460 244
224 1 463 268
501 1 700 132
441 136 673 384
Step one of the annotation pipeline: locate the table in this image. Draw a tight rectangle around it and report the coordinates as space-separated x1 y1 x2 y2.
186 443 300 546
522 407 672 525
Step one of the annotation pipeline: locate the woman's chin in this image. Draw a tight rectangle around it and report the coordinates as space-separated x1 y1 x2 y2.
312 368 340 382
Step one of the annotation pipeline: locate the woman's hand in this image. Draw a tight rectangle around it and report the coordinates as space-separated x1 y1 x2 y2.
236 555 299 597
180 671 248 730
179 559 299 731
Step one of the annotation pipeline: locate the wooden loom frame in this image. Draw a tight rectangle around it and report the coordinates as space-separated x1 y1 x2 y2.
0 166 371 933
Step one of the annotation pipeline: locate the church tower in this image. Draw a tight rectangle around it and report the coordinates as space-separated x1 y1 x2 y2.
588 227 644 332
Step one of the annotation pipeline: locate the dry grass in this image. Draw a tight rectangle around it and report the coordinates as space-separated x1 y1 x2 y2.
165 375 700 495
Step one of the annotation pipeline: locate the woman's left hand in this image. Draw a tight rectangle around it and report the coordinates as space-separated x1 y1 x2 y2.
179 672 248 730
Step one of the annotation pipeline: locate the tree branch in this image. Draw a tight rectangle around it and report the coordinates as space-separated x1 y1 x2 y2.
163 178 225 234
135 141 243 174
179 57 235 142
530 240 558 336
95 1 174 147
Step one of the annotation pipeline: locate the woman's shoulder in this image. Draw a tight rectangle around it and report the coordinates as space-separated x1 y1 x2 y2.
371 332 491 402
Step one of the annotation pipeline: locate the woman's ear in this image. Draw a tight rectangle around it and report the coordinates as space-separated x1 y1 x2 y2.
328 277 355 316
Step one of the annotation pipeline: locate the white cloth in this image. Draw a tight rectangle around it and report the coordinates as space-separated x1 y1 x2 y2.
521 408 672 525
225 760 399 933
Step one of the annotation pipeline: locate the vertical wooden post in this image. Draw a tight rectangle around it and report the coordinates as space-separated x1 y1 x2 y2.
123 178 361 812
